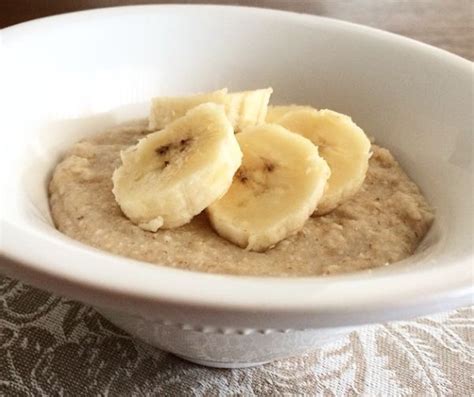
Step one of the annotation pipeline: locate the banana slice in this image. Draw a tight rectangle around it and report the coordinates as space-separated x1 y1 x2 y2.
113 103 242 231
266 105 314 123
149 88 272 132
207 124 330 252
278 108 371 215
225 88 273 131
149 89 228 130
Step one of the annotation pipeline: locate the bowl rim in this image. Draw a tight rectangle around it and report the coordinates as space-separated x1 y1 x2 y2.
1 4 473 321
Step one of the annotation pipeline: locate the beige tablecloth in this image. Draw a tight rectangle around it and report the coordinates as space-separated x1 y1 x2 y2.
1 275 472 396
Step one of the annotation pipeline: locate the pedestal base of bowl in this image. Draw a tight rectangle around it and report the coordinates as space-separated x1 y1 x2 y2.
97 307 356 368
174 354 271 368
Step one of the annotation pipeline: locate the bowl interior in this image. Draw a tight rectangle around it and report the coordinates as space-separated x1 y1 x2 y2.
1 5 472 320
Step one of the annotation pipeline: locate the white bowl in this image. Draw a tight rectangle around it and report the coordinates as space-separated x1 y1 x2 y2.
1 5 472 368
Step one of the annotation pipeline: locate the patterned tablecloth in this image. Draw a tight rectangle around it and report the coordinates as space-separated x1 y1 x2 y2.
1 275 472 396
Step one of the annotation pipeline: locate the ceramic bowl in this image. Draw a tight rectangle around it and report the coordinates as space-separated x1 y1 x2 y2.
1 5 472 368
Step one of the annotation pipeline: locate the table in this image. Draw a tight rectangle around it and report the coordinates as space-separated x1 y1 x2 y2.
1 1 473 395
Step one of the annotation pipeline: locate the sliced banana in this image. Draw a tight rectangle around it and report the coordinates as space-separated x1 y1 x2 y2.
225 88 273 131
149 88 272 132
207 124 330 252
149 89 228 130
266 105 314 123
278 108 371 215
113 103 242 231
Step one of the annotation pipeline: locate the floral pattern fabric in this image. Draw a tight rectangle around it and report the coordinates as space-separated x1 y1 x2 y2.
1 276 472 396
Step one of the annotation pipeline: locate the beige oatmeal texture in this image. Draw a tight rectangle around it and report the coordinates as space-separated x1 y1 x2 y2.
49 121 434 277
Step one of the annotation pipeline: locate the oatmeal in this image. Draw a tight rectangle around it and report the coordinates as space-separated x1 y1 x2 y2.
49 120 434 277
